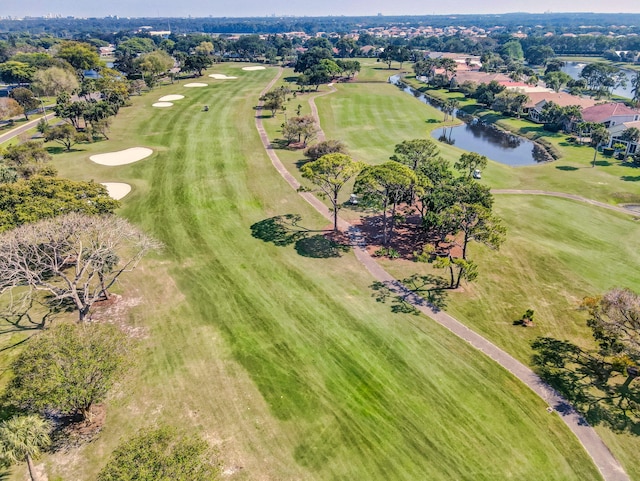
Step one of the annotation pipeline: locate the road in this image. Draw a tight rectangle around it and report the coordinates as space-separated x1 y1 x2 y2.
0 113 56 144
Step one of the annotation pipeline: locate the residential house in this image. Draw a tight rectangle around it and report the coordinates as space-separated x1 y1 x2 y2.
608 120 640 156
581 102 640 128
524 92 596 123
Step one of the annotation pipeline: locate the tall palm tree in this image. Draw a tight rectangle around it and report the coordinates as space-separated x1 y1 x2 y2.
589 124 611 168
0 415 51 481
631 71 640 106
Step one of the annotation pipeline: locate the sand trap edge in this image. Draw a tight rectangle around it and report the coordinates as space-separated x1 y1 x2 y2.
158 94 185 101
90 147 154 166
101 182 132 200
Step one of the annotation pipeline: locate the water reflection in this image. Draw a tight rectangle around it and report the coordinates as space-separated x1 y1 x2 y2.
389 75 549 166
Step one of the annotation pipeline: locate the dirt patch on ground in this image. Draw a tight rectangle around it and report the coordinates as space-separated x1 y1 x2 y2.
347 207 462 260
90 294 147 339
52 404 107 451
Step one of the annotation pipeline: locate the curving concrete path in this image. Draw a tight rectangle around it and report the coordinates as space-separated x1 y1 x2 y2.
492 189 635 216
254 69 630 481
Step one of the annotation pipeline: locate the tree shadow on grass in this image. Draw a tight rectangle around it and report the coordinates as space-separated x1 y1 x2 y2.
250 214 309 246
250 215 351 258
370 273 449 316
556 165 579 171
621 175 640 182
532 336 640 434
595 159 612 167
45 146 66 155
294 235 350 258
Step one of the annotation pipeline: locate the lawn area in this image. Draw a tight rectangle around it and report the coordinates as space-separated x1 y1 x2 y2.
398 71 640 204
302 64 640 479
5 63 605 480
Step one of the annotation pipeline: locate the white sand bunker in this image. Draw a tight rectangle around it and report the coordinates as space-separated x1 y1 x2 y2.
184 83 208 88
242 66 266 71
101 182 132 200
209 74 237 79
152 102 174 108
90 147 153 166
158 94 185 101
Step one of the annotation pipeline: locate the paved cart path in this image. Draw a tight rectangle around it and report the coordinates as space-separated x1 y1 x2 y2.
254 69 630 481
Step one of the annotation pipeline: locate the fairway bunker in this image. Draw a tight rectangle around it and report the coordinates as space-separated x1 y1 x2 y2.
242 66 266 71
158 94 185 101
152 102 174 108
101 182 132 200
184 82 208 87
90 147 153 166
209 74 237 79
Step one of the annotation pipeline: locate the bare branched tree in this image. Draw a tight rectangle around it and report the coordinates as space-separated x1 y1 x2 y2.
0 213 161 321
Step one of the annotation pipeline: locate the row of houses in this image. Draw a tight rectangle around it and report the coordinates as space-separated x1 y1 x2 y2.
434 66 640 157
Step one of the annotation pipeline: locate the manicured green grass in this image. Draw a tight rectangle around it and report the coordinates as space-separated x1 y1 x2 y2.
307 65 640 479
326 71 640 206
20 64 604 480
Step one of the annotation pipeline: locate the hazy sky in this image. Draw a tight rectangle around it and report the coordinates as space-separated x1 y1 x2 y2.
3 0 639 18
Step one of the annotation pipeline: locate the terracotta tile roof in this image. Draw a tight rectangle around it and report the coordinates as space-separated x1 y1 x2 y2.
452 71 512 84
524 92 597 109
581 103 640 122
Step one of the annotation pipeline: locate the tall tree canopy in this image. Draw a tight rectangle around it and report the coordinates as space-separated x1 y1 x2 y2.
5 323 128 421
301 153 364 232
0 213 159 320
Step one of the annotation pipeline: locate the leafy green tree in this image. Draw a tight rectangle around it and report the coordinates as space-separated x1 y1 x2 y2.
524 45 555 66
1 140 51 179
0 177 118 231
491 91 529 117
631 72 640 106
282 115 318 147
9 87 39 120
44 123 86 151
379 45 400 69
97 427 219 481
0 97 23 121
116 37 156 56
354 162 417 245
0 61 36 85
543 71 572 92
336 59 361 78
56 41 101 78
260 87 288 117
443 202 506 260
473 81 505 106
336 37 357 58
0 415 52 481
589 123 611 168
301 153 364 232
390 139 441 172
136 50 174 82
620 127 640 143
31 66 79 96
4 323 128 421
454 152 488 178
184 52 212 77
294 47 333 73
0 213 159 320
580 62 625 97
195 41 214 55
500 40 524 62
303 139 347 161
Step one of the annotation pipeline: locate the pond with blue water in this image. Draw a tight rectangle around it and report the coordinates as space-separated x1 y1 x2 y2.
390 75 550 166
